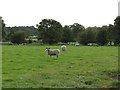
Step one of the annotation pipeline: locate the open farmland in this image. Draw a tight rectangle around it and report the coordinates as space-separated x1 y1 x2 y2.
2 45 118 88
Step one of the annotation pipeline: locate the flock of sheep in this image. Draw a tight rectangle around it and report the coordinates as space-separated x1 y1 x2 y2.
45 44 80 59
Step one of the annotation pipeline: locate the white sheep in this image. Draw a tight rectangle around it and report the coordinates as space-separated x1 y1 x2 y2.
61 45 66 51
88 43 92 46
45 48 60 58
75 44 80 46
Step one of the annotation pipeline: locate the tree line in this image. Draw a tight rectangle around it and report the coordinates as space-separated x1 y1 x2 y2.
1 16 120 45
5 26 38 41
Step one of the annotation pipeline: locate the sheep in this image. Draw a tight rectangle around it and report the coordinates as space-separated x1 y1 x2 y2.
61 45 66 51
45 48 60 58
88 43 92 46
75 44 80 46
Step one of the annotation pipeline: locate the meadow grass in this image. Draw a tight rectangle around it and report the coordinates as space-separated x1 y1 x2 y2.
2 45 118 88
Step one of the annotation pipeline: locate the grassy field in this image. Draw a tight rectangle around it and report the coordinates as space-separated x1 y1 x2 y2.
2 45 119 88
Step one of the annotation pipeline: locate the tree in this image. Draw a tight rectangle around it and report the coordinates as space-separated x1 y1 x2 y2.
5 27 15 41
79 30 88 45
79 27 96 45
11 31 26 45
6 26 38 36
114 16 120 45
70 23 85 41
61 25 74 43
37 19 63 45
107 24 114 45
0 17 6 40
96 26 108 45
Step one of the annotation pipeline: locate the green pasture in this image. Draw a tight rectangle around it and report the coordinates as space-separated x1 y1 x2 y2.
2 45 119 88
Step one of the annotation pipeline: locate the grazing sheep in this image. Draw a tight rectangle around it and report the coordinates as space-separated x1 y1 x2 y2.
45 48 60 58
88 43 92 46
75 44 80 46
61 45 66 51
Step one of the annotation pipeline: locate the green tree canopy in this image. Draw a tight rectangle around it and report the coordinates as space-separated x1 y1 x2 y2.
37 19 63 45
107 24 114 45
96 26 108 45
6 26 38 37
70 23 85 41
11 31 26 45
114 16 120 45
79 27 96 45
61 25 74 43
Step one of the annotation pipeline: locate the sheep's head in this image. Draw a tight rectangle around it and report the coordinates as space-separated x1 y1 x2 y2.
45 48 50 51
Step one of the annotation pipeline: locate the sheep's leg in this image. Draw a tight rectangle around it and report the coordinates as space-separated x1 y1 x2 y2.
50 55 52 58
56 55 58 59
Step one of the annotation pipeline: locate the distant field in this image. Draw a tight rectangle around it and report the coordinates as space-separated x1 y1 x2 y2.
2 45 119 88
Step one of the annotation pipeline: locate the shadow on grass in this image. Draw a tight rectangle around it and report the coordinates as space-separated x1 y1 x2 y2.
110 81 120 88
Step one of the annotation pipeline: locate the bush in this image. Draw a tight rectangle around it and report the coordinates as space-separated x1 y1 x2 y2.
11 31 26 45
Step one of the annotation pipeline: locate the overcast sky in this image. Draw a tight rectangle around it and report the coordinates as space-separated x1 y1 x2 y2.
0 0 119 27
